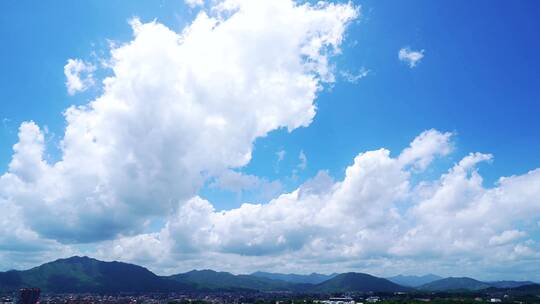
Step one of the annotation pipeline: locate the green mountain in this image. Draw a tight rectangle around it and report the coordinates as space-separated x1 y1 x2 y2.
419 277 491 291
0 257 422 294
310 272 410 293
0 256 194 293
387 274 442 287
251 271 337 284
483 283 540 296
512 283 540 294
168 269 297 291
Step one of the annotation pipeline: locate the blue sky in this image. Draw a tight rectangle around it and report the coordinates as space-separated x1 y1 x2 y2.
1 0 540 280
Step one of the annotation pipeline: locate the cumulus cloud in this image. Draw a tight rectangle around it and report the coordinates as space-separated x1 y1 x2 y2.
398 47 424 68
0 192 76 271
64 59 96 95
398 129 453 170
154 133 424 258
95 130 540 277
390 152 540 262
0 0 358 244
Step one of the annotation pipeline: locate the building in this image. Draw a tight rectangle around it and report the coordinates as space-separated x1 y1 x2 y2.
18 288 40 304
365 297 380 303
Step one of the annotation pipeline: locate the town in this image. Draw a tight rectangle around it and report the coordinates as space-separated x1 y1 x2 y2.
2 288 540 304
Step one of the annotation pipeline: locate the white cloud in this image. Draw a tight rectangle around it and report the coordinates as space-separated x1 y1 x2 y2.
398 129 453 170
341 67 370 83
291 150 308 181
390 152 540 261
64 59 96 95
0 192 76 271
185 0 204 8
6 122 47 183
0 0 358 244
398 47 424 68
95 130 540 278
489 230 526 246
512 243 538 258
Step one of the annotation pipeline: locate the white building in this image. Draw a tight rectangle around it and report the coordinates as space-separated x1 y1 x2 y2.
321 297 355 304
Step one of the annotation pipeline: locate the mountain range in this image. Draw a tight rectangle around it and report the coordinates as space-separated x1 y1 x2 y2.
0 256 537 294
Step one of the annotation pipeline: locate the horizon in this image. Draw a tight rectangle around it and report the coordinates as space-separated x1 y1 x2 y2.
1 0 540 283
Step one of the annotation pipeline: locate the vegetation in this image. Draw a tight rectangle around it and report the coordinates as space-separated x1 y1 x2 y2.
0 256 538 300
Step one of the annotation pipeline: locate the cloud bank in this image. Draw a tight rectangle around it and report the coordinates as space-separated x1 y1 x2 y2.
91 130 540 278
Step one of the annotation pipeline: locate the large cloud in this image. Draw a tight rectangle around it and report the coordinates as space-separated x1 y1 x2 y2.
94 130 540 279
0 0 357 243
145 129 452 259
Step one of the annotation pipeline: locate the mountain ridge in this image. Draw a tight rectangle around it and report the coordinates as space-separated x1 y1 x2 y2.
0 256 537 294
387 274 443 287
0 257 409 293
251 271 338 284
0 256 195 293
418 276 537 292
167 269 298 291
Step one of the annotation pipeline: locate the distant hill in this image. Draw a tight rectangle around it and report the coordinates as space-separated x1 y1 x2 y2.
0 256 194 293
487 280 535 289
418 277 538 292
483 283 540 296
387 274 442 287
419 277 490 291
168 269 296 291
251 271 337 284
311 272 410 293
511 283 540 294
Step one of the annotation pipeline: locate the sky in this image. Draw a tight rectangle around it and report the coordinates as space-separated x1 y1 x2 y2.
0 0 539 281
